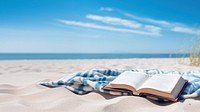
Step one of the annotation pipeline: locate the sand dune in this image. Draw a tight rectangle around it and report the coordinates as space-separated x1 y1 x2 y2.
0 59 199 112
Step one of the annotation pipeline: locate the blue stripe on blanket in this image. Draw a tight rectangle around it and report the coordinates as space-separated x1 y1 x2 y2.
40 69 200 100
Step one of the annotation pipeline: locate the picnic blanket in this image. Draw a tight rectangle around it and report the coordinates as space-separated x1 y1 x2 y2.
40 69 200 100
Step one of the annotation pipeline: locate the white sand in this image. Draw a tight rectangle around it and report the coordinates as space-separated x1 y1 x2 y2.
0 58 199 112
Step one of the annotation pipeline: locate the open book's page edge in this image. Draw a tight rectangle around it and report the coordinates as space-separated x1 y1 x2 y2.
105 83 146 96
102 86 133 95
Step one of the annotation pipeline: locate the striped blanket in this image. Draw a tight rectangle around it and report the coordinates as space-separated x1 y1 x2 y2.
40 69 200 100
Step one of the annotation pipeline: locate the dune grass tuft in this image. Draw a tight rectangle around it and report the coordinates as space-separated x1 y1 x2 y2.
190 36 200 66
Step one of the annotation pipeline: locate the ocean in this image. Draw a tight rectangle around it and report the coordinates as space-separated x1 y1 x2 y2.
0 53 190 60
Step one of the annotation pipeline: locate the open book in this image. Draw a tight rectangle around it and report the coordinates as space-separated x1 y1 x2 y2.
103 71 187 101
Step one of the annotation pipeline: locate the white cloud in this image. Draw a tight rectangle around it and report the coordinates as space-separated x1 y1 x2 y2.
125 13 200 35
59 7 200 36
124 13 171 26
100 7 113 11
144 25 161 33
58 20 160 36
86 14 142 28
171 27 200 35
100 7 200 35
99 7 171 26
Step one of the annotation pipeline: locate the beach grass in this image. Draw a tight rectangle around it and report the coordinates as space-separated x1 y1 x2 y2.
189 36 200 66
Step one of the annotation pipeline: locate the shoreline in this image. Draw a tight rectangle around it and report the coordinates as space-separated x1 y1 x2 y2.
0 53 190 60
0 57 190 61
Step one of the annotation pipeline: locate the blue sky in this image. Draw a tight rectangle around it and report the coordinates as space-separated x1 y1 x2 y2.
0 0 200 53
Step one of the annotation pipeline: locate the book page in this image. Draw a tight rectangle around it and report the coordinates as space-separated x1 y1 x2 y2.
138 74 181 93
109 71 149 89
